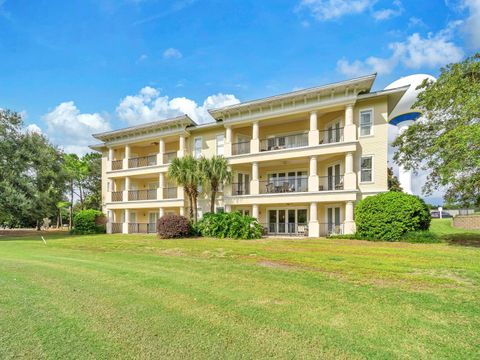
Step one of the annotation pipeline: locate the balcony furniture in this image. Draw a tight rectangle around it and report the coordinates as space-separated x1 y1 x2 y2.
335 179 344 190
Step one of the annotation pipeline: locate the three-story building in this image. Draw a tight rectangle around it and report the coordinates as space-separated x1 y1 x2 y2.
91 74 407 237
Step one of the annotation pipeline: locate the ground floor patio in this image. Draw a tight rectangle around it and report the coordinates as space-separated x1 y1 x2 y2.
106 200 355 237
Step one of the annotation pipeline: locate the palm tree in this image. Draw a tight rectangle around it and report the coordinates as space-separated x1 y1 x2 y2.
168 156 202 222
199 155 232 213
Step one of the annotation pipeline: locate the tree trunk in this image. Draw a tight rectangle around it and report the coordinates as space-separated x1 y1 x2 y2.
79 184 84 210
193 195 198 223
187 190 194 220
36 220 41 231
210 189 216 213
69 181 74 229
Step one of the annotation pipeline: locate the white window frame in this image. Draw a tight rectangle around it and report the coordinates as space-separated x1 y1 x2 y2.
358 108 374 137
216 133 225 156
359 155 374 183
194 137 202 158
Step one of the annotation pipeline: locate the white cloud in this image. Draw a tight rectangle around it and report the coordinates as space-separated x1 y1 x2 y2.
136 54 148 63
373 0 403 20
297 0 374 21
337 56 397 76
116 86 240 125
337 25 464 76
25 123 43 135
461 0 480 48
408 16 426 28
163 48 182 59
42 101 111 155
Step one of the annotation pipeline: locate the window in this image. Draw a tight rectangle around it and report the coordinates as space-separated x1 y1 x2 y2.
216 134 224 155
194 137 202 158
216 207 225 213
360 110 373 136
360 156 373 182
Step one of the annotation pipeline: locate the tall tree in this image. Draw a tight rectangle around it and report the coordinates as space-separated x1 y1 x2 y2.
0 109 66 229
168 156 203 222
199 156 232 213
393 54 480 206
82 152 102 210
387 167 403 192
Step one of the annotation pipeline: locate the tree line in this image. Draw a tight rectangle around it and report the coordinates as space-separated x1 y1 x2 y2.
0 110 101 229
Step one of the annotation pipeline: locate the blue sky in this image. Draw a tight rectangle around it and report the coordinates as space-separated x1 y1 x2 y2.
1 0 479 202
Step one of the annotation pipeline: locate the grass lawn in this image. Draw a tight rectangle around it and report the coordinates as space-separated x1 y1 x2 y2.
1 219 480 359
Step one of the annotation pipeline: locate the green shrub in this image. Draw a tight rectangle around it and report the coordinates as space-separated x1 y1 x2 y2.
402 231 440 243
355 192 431 241
194 212 263 240
157 215 191 238
72 209 105 235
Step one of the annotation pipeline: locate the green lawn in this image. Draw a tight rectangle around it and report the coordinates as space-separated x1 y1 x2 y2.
1 220 480 359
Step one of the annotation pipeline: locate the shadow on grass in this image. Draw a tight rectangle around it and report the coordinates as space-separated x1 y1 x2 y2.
443 234 480 248
0 230 71 242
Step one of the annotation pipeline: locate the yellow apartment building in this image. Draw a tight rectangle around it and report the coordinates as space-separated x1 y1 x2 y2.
91 74 407 237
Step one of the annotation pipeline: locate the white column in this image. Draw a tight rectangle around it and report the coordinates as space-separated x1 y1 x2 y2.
124 177 130 202
158 139 165 165
225 126 232 157
178 135 186 157
308 156 319 192
158 173 164 200
123 145 131 169
108 148 114 171
123 209 130 234
251 162 259 194
107 210 113 234
159 207 164 218
308 111 319 146
344 104 356 142
225 205 232 212
308 202 319 238
344 152 356 190
252 204 259 219
251 122 260 153
179 206 185 216
398 121 414 194
344 201 355 234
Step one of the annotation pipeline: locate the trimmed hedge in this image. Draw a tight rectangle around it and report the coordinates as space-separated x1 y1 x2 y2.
157 215 191 238
194 212 263 239
355 192 431 241
72 209 106 235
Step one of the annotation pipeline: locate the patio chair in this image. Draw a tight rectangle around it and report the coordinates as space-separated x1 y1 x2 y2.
335 179 344 190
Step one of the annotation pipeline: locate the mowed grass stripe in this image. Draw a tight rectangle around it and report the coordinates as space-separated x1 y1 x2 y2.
0 225 479 359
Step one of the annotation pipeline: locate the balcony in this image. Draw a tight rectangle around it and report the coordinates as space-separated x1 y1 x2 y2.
163 151 177 164
259 177 308 194
231 182 250 195
232 141 250 155
111 223 123 233
318 175 344 191
319 128 344 144
128 189 157 201
128 223 156 234
163 187 178 199
260 133 308 152
128 155 157 169
111 191 123 202
112 160 123 170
